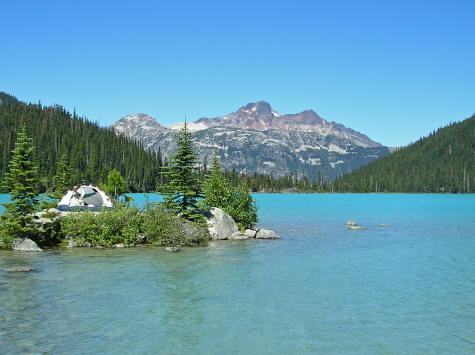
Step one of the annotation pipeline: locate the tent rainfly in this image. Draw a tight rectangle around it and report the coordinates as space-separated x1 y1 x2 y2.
57 185 113 211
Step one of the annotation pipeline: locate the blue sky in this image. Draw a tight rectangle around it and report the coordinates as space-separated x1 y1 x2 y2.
1 0 474 146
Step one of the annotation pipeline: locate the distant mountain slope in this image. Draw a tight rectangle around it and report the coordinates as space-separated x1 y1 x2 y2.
332 115 475 192
0 92 162 192
113 101 389 181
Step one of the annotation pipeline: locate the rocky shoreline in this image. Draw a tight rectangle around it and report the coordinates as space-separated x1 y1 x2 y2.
6 207 280 252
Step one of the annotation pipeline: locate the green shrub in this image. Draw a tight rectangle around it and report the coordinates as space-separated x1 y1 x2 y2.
202 156 258 231
225 182 258 231
60 206 144 247
59 204 209 248
143 203 209 247
34 218 63 248
0 217 18 249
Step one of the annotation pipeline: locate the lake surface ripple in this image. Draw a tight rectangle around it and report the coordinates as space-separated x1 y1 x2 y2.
1 194 474 354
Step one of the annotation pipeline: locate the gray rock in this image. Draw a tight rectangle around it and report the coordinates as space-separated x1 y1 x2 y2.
66 238 77 248
203 207 238 240
229 231 249 240
255 229 280 239
165 246 181 253
12 238 42 252
114 243 125 248
5 266 37 272
244 229 257 238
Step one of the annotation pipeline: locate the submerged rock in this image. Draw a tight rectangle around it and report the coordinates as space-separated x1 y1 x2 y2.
345 220 367 230
165 246 181 253
12 238 42 252
348 225 366 230
244 229 257 238
255 229 280 239
203 207 238 240
5 266 37 272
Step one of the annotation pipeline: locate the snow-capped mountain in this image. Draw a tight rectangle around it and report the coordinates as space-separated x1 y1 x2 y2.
112 102 389 181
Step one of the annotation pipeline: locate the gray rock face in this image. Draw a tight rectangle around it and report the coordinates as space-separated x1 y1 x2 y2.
244 229 257 238
203 207 238 240
12 238 42 252
229 231 249 240
255 229 280 239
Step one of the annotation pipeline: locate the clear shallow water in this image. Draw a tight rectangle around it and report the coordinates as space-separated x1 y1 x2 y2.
1 194 474 354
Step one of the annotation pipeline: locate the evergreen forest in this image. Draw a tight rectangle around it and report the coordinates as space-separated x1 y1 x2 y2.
331 115 475 193
0 92 162 192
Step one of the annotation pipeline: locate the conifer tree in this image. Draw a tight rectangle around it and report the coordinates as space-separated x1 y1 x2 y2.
202 154 258 230
202 154 232 208
53 153 73 199
160 123 203 221
1 126 39 242
106 168 126 201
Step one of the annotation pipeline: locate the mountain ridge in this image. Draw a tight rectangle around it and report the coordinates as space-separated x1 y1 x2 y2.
112 101 390 181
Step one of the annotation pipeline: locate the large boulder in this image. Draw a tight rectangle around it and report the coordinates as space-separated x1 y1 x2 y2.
12 238 42 252
203 207 238 240
255 229 280 239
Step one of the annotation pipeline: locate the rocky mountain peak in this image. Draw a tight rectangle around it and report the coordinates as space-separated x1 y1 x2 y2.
239 101 274 116
113 113 168 138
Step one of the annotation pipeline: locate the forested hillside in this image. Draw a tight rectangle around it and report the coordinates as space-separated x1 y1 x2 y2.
0 92 162 192
331 115 475 193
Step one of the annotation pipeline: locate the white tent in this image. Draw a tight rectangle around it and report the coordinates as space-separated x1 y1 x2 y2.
57 185 113 211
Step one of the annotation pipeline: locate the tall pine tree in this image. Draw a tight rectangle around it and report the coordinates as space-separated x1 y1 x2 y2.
1 126 40 243
160 123 203 221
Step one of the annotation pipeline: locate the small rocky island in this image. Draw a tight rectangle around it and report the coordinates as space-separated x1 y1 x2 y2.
7 206 280 252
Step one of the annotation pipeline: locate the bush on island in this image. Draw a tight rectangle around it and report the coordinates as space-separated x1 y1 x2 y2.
60 205 144 248
143 203 209 247
202 155 258 231
60 203 209 248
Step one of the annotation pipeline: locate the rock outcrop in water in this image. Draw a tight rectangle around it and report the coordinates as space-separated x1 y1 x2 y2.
12 238 42 252
204 207 239 240
203 207 279 241
255 229 280 239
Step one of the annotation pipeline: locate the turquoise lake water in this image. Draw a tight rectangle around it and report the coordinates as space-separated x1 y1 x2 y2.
1 194 474 354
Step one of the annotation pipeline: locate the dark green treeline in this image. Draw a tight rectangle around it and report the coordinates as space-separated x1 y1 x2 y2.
331 115 475 193
0 92 162 192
